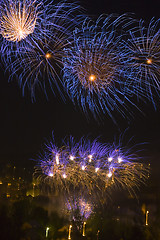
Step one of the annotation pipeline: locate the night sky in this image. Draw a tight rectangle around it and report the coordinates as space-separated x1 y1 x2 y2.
0 0 160 180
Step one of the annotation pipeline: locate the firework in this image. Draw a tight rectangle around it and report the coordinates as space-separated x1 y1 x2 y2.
0 1 83 98
0 0 51 56
34 134 149 200
0 0 81 45
66 196 93 222
34 136 102 193
62 15 139 121
0 0 39 43
120 18 160 106
64 195 93 238
7 32 68 99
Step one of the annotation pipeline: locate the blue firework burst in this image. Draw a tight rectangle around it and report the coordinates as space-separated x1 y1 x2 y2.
6 32 68 99
62 15 139 122
0 0 83 98
34 134 148 198
0 0 52 56
120 18 160 106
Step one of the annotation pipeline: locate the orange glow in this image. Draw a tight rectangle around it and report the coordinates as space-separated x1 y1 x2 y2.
146 210 149 226
18 29 25 40
0 2 37 42
45 53 51 59
68 225 72 240
89 74 96 82
82 222 86 237
146 59 152 65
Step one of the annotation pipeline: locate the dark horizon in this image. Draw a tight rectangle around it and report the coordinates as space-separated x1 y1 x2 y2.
0 0 160 178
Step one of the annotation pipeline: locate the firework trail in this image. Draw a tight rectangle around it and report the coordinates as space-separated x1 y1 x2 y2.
120 18 160 106
0 0 53 56
0 0 38 43
65 196 93 222
6 31 69 99
63 194 93 238
0 0 83 98
34 134 149 201
62 14 140 122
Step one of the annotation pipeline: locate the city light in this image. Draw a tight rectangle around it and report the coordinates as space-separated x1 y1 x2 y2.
82 222 86 237
146 210 149 226
46 227 50 238
68 225 72 240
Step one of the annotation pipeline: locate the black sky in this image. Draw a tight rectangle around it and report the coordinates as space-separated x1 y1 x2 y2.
0 0 160 172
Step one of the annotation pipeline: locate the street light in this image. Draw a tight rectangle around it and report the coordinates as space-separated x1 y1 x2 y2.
146 210 149 226
82 222 86 237
46 227 50 238
68 225 72 240
97 230 100 240
32 183 36 197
